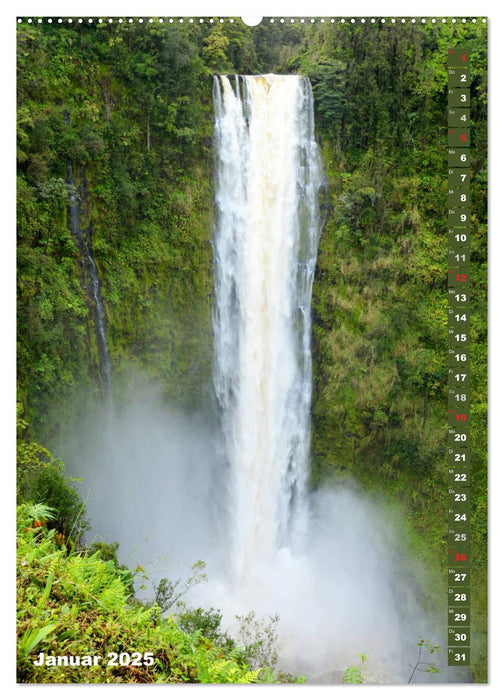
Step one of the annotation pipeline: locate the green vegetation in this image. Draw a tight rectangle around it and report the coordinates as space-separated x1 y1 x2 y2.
151 561 207 615
17 18 487 683
17 403 90 545
16 411 300 683
294 21 487 680
17 502 293 683
343 653 368 684
408 638 443 683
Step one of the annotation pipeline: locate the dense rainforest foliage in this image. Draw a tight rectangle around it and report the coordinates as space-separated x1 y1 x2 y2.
17 17 487 683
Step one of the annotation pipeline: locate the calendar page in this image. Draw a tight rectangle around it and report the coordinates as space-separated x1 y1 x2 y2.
15 5 488 688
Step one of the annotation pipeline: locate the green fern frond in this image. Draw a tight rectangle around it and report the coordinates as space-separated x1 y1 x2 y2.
19 623 58 657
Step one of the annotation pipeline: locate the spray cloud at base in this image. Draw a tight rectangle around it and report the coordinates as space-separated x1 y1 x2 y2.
61 389 449 683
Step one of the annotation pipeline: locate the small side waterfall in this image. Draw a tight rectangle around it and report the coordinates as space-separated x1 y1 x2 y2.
212 75 324 580
66 160 112 397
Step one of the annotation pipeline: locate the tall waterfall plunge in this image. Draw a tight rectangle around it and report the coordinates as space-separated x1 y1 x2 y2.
64 74 441 683
212 75 324 580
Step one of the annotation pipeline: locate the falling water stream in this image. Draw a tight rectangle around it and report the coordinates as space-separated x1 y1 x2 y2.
207 75 448 682
212 74 324 581
66 161 112 396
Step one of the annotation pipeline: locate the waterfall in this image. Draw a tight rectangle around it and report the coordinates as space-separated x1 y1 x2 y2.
212 74 324 581
66 160 112 397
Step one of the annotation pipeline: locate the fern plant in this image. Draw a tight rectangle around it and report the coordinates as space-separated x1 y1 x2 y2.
343 653 368 683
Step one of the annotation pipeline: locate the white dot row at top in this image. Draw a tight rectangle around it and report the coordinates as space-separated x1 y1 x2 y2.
17 17 487 25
